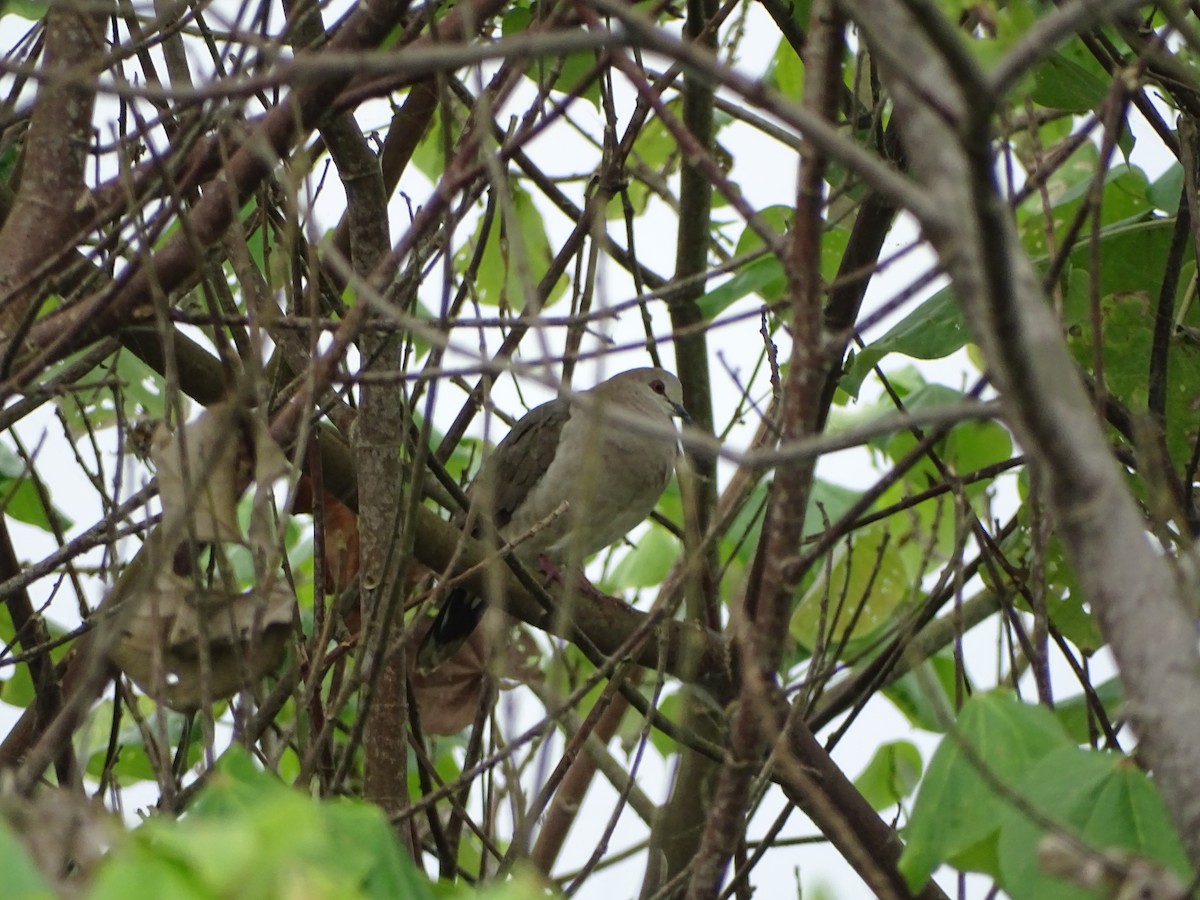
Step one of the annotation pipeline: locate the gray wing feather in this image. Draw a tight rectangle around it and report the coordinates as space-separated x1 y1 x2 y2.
473 398 571 529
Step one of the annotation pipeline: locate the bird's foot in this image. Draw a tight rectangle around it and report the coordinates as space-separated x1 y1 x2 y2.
536 554 608 599
535 553 563 584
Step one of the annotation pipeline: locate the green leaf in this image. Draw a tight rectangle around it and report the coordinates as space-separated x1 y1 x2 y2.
1010 532 1104 653
1 476 72 532
91 747 431 900
547 51 602 109
1051 677 1124 745
604 526 681 590
1 615 73 708
875 480 958 577
803 478 862 540
1148 163 1183 212
840 286 971 396
766 37 804 101
0 0 50 20
1062 266 1200 468
735 205 792 256
609 104 682 219
55 348 165 440
1064 218 1178 297
696 206 792 317
722 476 769 571
882 652 961 733
723 477 860 580
457 182 565 309
820 224 851 282
1018 153 1152 259
697 255 786 319
82 705 203 784
845 216 1179 398
0 821 55 899
996 748 1189 900
853 740 923 811
899 691 1072 891
1116 116 1136 164
648 690 682 757
500 6 531 34
0 651 35 706
697 214 847 319
855 382 1013 576
791 520 911 648
965 0 1040 75
411 112 455 184
0 441 70 532
887 382 1014 481
90 847 209 900
0 441 23 477
502 8 601 108
1029 49 1109 112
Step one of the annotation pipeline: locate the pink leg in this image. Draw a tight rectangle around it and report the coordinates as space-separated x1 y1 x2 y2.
536 554 608 599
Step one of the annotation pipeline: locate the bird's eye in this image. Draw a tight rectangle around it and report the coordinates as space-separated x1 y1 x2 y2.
650 380 666 394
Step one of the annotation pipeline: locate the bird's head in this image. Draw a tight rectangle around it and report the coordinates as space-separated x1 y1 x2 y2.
595 367 691 424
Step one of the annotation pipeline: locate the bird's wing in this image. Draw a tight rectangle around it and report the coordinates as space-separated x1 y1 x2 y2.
475 397 572 530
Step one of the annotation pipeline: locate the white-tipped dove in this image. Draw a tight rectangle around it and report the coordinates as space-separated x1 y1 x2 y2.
417 367 689 670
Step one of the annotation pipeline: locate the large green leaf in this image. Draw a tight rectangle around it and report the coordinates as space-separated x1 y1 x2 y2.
766 36 804 101
1019 153 1152 258
791 520 912 647
502 8 601 108
858 380 1014 575
0 440 72 532
697 254 787 318
410 111 457 184
1063 262 1200 467
841 287 971 396
724 476 861 574
81 704 203 785
54 348 165 441
1148 163 1183 212
899 691 1073 890
1 614 71 707
0 0 49 20
884 382 1013 483
1064 218 1179 297
1028 45 1109 112
991 530 1105 654
996 747 1188 899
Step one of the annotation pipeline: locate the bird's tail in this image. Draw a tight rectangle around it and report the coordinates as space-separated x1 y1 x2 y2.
415 587 486 672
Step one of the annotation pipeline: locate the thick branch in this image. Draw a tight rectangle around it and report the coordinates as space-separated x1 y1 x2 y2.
846 0 1200 865
685 2 843 894
0 6 105 337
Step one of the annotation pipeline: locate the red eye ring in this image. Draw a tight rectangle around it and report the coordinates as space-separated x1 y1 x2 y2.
650 379 666 394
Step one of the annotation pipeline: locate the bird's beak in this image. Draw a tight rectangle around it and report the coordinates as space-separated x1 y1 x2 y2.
672 402 693 425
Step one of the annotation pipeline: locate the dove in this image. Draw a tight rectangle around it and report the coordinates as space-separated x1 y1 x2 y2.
417 367 689 670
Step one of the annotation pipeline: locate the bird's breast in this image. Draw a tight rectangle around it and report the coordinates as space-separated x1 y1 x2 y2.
499 413 677 561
